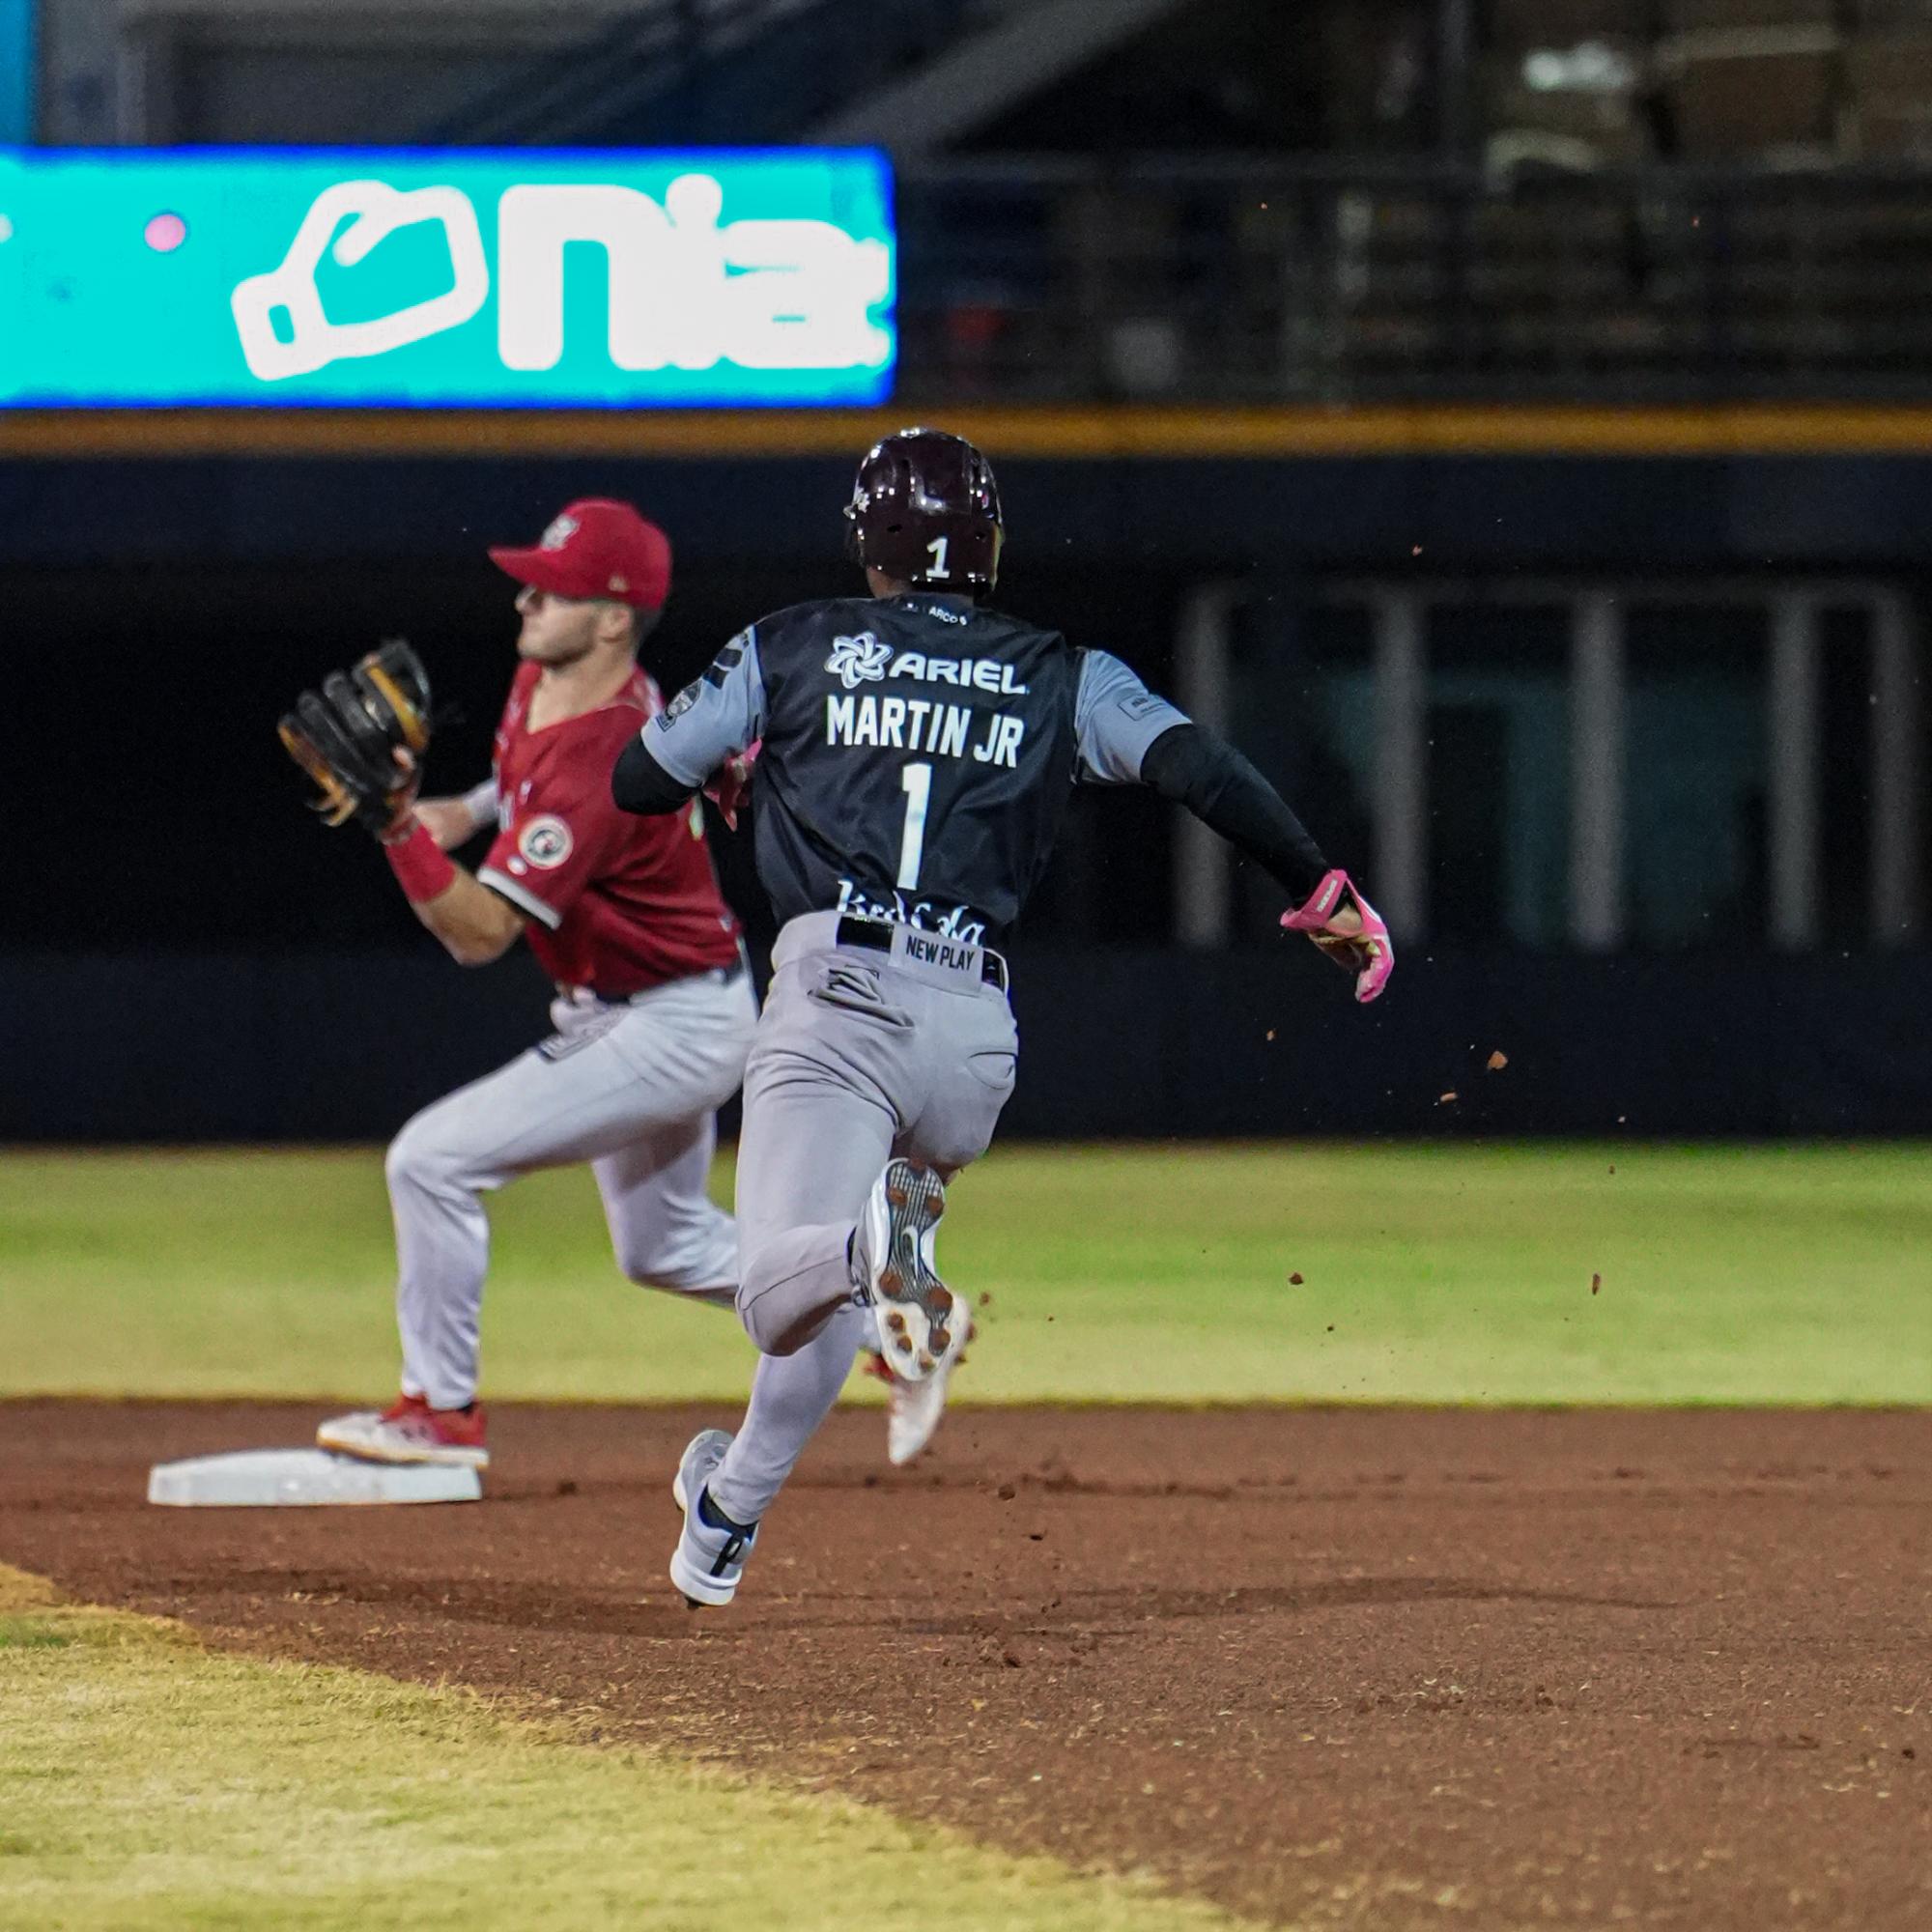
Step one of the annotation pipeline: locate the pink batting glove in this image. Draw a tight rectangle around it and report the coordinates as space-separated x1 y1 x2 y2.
1281 868 1394 1004
702 739 761 832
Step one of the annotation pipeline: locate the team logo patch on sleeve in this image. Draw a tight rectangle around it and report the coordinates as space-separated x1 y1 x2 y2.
518 815 574 868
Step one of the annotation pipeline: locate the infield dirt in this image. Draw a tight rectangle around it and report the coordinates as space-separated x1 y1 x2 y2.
2 1401 1924 1930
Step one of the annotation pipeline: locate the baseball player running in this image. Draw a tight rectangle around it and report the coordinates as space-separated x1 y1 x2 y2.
315 499 757 1469
611 428 1393 1605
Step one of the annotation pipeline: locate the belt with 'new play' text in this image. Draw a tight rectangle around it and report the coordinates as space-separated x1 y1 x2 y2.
833 915 1009 993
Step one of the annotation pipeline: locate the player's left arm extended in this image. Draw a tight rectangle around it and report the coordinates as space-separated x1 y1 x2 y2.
1071 648 1387 997
405 861 527 965
367 749 526 965
1138 723 1392 1003
1137 723 1329 900
381 823 528 966
612 627 765 816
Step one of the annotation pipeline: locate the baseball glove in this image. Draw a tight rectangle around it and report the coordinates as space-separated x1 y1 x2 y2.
278 640 432 835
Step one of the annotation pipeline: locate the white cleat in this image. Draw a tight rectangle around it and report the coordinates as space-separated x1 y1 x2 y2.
668 1429 757 1608
853 1159 964 1387
868 1331 971 1466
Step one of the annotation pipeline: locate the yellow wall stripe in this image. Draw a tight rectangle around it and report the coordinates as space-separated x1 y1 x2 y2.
3 403 1930 461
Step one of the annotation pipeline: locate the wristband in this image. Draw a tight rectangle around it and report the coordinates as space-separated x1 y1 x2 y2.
384 821 458 904
1280 868 1350 930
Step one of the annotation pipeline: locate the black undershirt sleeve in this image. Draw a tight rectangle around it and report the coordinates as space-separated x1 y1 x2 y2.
611 733 699 816
1137 723 1330 904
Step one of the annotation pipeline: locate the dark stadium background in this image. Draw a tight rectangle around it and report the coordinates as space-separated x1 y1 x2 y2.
8 0 1931 1139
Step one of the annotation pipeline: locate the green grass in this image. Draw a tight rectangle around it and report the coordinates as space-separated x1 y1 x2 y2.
0 1567 1245 1932
1 1143 1927 1405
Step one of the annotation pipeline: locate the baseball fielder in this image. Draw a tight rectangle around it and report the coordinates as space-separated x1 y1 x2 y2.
611 429 1393 1605
313 500 757 1468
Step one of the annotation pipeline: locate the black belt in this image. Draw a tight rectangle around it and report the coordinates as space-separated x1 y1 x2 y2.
834 915 1009 993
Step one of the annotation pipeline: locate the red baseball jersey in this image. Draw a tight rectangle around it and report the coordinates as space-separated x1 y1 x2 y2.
477 661 742 995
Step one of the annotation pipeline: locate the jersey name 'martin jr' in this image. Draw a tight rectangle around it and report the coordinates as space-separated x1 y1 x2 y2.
824 693 1026 768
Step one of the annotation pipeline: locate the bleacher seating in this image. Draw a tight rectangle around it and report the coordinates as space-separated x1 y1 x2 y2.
895 155 1932 401
1483 0 1650 171
1843 25 1932 157
1656 0 1837 161
1479 0 1932 166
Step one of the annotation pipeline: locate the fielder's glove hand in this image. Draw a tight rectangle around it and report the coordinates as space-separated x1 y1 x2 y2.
1281 868 1393 1004
278 640 432 838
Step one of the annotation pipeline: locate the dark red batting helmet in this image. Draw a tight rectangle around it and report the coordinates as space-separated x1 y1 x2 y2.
843 427 1004 593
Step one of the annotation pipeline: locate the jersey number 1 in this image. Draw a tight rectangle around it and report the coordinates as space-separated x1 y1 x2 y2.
896 762 932 890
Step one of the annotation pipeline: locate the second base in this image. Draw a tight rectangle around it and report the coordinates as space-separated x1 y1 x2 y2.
148 1447 482 1507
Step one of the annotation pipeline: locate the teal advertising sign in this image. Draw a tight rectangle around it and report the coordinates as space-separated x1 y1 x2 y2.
0 148 895 406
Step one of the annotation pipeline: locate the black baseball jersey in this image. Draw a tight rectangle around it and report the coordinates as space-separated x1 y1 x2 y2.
644 591 1189 947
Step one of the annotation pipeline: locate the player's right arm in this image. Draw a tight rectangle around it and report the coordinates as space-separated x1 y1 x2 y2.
611 627 765 815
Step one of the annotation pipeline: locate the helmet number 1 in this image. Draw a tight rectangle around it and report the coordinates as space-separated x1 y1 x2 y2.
897 761 932 889
925 536 951 580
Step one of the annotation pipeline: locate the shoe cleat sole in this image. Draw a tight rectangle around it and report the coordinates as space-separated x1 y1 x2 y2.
865 1161 962 1386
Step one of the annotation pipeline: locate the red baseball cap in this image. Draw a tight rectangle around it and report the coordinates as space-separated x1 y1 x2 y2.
489 498 672 610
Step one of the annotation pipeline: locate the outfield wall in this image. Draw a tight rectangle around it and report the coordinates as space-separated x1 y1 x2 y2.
9 431 1929 1139
12 434 1932 572
6 947 1926 1141
10 441 1932 960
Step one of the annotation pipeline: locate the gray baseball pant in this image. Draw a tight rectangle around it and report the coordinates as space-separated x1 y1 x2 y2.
705 913 1018 1525
386 971 756 1410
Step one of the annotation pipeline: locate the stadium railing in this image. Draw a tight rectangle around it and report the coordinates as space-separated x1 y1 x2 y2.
894 156 1932 403
422 0 979 147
